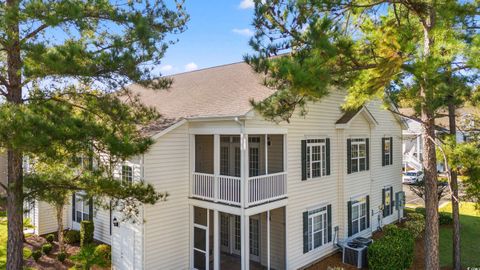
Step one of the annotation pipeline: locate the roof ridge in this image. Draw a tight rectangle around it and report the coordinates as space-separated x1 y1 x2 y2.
166 60 248 77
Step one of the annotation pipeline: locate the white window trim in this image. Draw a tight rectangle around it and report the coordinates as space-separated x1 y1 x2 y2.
74 194 90 223
121 164 133 183
307 206 329 252
306 139 327 179
351 197 368 235
383 186 393 217
383 137 392 166
350 138 367 173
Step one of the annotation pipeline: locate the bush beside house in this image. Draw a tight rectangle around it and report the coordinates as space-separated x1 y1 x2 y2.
80 221 94 247
368 225 415 270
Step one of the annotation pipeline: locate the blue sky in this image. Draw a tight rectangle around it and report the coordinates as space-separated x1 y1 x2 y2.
153 0 255 76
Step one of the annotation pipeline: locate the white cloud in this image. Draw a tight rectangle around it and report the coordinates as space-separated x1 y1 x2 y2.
232 28 254 37
238 0 254 9
184 62 198 72
159 64 173 72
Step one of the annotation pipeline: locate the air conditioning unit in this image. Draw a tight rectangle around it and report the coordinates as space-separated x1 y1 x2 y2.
342 241 368 268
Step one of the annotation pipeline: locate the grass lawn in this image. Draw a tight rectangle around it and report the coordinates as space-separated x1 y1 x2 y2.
439 202 480 268
0 213 6 270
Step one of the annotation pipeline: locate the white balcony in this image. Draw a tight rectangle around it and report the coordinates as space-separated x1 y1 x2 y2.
191 134 287 208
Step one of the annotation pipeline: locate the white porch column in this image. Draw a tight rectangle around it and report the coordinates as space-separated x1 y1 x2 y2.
213 210 220 270
416 135 421 160
242 214 250 270
267 210 271 270
265 134 268 175
214 134 220 202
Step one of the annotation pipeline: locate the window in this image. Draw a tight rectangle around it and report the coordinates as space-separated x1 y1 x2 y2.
382 137 393 166
348 138 369 173
73 195 90 223
249 136 261 177
302 138 330 180
304 205 332 253
122 165 133 183
307 139 327 179
383 187 393 217
349 196 369 236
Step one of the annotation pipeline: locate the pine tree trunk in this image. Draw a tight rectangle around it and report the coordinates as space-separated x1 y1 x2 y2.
5 0 24 268
56 204 65 253
448 100 461 270
421 8 440 269
6 151 24 270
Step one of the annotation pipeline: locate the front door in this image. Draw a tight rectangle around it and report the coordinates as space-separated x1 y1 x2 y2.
112 222 134 270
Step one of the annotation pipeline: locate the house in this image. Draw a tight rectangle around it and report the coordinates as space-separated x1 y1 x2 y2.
400 107 479 172
28 61 405 270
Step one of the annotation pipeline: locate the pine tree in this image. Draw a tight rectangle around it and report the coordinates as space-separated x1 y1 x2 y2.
0 1 188 268
246 1 479 269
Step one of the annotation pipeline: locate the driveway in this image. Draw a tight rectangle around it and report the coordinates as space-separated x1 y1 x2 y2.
403 182 465 208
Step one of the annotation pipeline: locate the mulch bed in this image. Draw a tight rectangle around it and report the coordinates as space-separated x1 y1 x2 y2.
23 234 78 270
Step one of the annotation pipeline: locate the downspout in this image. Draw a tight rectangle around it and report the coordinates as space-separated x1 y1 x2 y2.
141 154 146 270
234 116 247 270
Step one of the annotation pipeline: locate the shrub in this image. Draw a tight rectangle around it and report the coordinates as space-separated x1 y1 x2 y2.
439 212 453 225
94 244 111 263
58 252 67 262
407 212 425 221
64 230 81 244
368 226 415 270
80 220 95 247
404 217 425 239
46 234 55 243
42 243 53 255
23 247 32 259
382 223 397 234
71 244 109 270
414 207 426 216
32 250 42 262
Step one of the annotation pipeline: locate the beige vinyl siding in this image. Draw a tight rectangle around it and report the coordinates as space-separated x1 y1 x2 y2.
366 100 403 228
143 123 190 270
246 91 346 269
36 201 67 235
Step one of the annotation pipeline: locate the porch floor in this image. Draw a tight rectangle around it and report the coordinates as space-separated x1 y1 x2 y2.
214 253 267 270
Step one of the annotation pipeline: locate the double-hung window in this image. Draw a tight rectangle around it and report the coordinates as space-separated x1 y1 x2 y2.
303 205 332 253
348 196 370 236
122 165 133 183
347 138 369 173
382 137 393 166
301 138 330 180
73 194 91 223
383 187 393 217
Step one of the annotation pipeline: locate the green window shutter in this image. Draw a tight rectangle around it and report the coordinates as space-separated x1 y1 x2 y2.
326 138 331 175
347 201 352 237
366 195 370 228
347 139 352 174
327 204 332 242
303 211 309 253
381 138 386 166
88 198 94 221
109 200 112 235
382 188 387 217
72 193 76 222
365 138 370 170
301 140 307 180
390 137 393 165
390 186 394 214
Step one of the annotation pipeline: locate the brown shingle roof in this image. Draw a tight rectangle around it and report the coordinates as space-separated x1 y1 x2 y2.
128 62 275 134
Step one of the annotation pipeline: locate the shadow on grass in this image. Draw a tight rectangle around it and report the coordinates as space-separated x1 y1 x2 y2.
439 204 480 268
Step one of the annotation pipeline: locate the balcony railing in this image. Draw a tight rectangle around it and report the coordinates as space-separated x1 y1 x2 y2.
192 172 287 207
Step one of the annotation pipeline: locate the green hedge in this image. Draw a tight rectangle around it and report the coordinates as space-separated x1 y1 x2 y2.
46 234 55 243
94 244 111 263
64 230 81 244
439 212 453 225
368 225 415 270
32 250 42 262
80 220 95 247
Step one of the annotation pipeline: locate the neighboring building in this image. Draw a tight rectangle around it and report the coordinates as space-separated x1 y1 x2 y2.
400 107 479 172
29 62 405 270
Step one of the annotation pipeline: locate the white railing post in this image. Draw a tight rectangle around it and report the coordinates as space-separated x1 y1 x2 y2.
214 134 220 202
